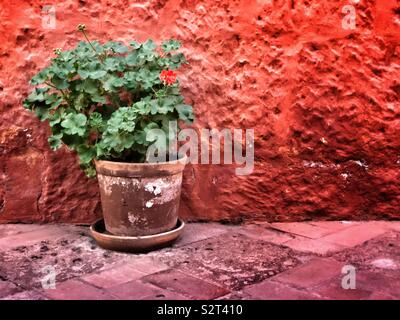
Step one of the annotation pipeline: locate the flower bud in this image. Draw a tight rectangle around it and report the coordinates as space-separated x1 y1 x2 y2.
77 24 86 32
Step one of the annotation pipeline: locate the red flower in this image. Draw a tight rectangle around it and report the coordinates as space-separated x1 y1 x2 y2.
160 70 177 85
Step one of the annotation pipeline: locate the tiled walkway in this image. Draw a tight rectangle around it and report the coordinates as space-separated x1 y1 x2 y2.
0 221 399 300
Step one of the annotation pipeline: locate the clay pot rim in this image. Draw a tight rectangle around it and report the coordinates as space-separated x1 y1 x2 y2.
94 154 187 167
94 155 188 177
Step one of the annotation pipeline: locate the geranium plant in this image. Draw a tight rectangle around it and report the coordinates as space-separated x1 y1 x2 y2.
23 24 193 177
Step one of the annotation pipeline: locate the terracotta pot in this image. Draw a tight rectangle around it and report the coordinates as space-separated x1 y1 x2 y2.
95 157 186 236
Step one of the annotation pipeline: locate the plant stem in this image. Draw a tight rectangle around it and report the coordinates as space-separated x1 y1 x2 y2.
45 82 57 89
46 82 69 105
81 30 97 53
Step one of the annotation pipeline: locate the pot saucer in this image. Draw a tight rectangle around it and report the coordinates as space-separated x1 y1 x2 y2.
90 219 185 253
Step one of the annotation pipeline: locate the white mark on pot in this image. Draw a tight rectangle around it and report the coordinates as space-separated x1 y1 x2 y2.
128 212 138 224
143 176 183 205
144 179 168 196
98 175 140 195
145 200 154 208
127 212 148 227
97 175 112 195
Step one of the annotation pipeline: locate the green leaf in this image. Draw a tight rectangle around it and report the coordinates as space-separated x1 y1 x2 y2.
48 133 63 150
175 104 194 123
77 79 99 95
83 165 97 178
89 112 105 131
61 113 87 136
101 131 135 153
74 93 87 111
132 99 151 115
91 94 107 104
103 76 124 92
48 110 63 126
30 69 50 85
88 70 107 80
169 53 186 68
161 39 181 52
142 39 157 51
77 145 96 164
129 40 141 49
104 57 123 71
136 69 159 89
45 93 63 108
158 97 177 114
34 105 50 121
125 51 140 66
104 41 128 54
26 87 49 103
52 75 69 90
77 68 90 79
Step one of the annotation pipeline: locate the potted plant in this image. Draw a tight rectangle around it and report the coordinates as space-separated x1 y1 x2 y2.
23 24 193 239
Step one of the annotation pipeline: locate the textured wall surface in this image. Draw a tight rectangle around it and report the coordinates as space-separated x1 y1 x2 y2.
1 0 400 224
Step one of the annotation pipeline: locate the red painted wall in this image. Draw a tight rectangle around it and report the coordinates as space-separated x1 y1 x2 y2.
1 0 400 223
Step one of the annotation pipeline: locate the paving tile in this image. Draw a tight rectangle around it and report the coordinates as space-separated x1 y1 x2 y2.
237 224 294 244
81 264 145 289
370 221 400 232
173 223 229 247
355 271 400 298
155 233 309 290
1 221 397 301
320 224 389 247
142 269 229 299
1 290 48 300
243 280 320 300
215 291 252 300
283 237 346 255
251 221 273 228
40 279 115 300
308 221 359 232
0 280 21 298
0 233 132 289
387 221 400 232
0 224 45 238
270 222 333 239
313 278 372 300
271 258 343 289
107 280 188 300
366 291 397 300
125 255 170 275
0 226 68 251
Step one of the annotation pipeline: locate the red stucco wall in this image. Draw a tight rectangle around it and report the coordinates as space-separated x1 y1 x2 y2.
1 0 400 224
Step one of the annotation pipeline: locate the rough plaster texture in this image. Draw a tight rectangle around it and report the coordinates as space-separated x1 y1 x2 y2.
0 0 400 223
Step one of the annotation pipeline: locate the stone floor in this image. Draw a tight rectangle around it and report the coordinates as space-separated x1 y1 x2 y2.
0 220 399 300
